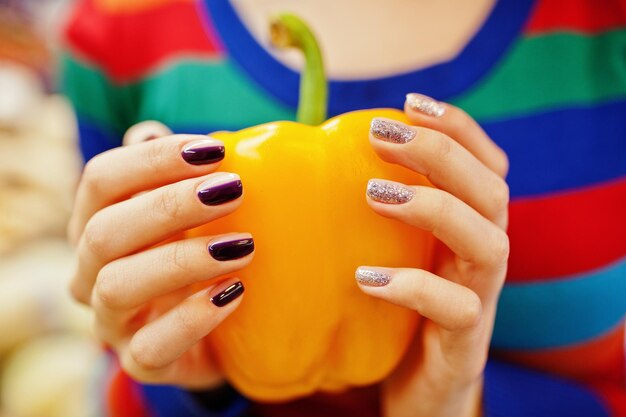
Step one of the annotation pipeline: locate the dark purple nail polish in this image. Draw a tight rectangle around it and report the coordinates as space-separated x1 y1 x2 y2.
210 281 244 307
197 180 242 205
182 145 225 165
209 237 254 261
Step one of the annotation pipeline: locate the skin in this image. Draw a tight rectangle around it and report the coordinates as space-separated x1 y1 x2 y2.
232 0 495 78
68 95 509 415
365 98 509 417
68 123 244 388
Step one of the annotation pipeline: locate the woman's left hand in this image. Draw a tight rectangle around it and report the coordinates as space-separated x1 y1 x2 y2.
358 93 510 417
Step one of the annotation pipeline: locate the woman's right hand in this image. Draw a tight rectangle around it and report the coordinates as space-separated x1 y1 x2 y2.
68 122 254 389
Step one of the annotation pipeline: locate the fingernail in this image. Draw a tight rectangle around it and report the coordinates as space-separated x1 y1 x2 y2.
209 235 254 261
367 179 414 204
210 281 244 307
182 139 225 165
197 173 243 206
405 93 446 118
356 267 391 287
370 118 416 144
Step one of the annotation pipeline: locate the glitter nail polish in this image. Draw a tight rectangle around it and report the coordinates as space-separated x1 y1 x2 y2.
210 281 244 307
356 267 391 287
367 179 415 204
209 237 255 261
405 93 446 118
370 118 416 144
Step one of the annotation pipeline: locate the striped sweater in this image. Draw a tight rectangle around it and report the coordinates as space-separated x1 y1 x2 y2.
62 0 626 415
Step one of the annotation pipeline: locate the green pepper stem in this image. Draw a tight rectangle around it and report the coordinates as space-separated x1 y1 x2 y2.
270 13 328 125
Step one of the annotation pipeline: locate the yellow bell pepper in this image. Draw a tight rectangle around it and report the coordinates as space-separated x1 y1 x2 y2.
188 14 434 402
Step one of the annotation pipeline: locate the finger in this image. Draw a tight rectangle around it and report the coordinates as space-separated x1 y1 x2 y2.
91 234 253 339
123 120 172 146
355 267 481 331
404 93 508 177
120 279 244 377
370 117 509 225
366 179 509 270
68 134 226 245
71 172 243 304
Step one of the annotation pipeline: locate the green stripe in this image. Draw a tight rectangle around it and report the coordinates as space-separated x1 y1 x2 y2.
61 53 135 133
62 30 626 129
61 53 295 130
138 58 295 127
451 30 626 121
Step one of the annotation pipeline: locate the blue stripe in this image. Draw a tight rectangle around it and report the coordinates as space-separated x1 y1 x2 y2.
75 118 229 162
78 98 626 200
483 100 626 198
201 0 535 114
77 115 123 163
483 360 609 417
492 257 626 349
142 384 249 417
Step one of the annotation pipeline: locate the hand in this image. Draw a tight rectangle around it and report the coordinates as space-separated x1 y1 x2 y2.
68 122 254 389
357 94 510 417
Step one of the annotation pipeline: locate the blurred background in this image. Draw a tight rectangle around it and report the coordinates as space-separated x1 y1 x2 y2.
0 1 105 416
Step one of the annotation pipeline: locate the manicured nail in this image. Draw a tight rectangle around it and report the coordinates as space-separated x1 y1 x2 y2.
356 267 391 287
182 139 225 165
405 93 446 118
210 281 244 307
197 173 242 206
370 118 416 144
367 179 414 204
209 235 254 261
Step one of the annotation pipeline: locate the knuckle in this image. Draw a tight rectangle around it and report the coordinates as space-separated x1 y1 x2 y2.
488 229 510 266
491 177 510 211
428 191 452 233
164 241 192 277
93 265 123 310
81 216 109 259
153 186 184 224
494 148 510 177
144 140 168 172
127 336 166 375
430 133 453 163
81 154 108 194
459 291 482 328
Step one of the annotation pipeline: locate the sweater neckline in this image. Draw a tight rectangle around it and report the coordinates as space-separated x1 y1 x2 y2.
200 0 536 115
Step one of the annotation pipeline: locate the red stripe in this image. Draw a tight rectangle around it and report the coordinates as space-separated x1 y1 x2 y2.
592 384 626 417
495 324 625 384
525 0 626 34
507 178 626 282
107 365 152 417
251 386 380 417
65 0 222 82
